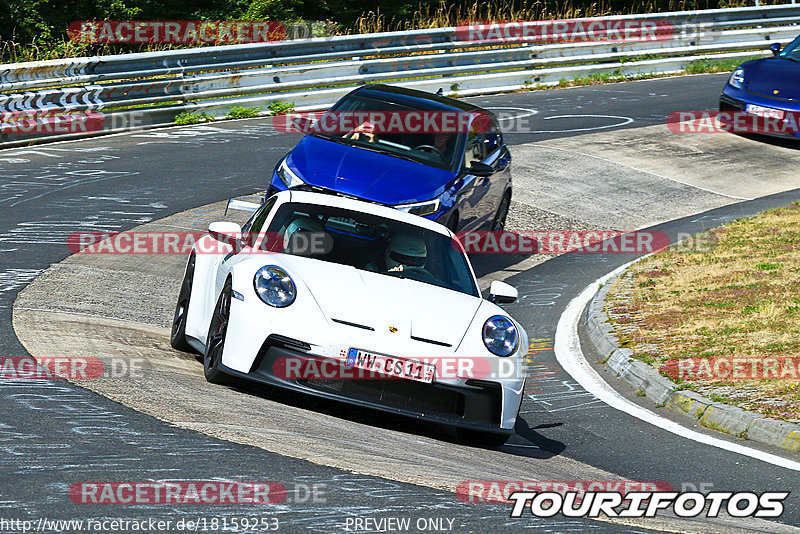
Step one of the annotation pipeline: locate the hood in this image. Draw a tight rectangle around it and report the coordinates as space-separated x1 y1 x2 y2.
287 135 454 205
745 58 800 101
280 255 481 350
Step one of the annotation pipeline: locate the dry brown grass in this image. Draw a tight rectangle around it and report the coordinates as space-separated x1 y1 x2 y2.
4 0 757 62
352 0 752 34
606 202 800 422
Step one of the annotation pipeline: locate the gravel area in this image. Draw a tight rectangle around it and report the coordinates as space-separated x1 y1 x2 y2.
506 200 607 232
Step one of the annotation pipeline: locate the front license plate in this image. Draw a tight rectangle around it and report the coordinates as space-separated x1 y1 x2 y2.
346 348 435 383
746 104 785 119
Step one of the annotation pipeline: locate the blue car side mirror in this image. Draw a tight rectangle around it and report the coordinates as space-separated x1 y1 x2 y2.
770 43 782 56
464 161 494 177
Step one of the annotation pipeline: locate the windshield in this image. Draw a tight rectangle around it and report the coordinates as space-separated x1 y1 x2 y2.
264 202 479 297
778 36 800 61
309 95 466 170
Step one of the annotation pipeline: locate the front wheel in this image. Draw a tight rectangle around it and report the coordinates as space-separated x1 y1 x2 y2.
204 279 233 385
170 254 197 353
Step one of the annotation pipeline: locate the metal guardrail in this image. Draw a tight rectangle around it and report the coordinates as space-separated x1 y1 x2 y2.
1 4 799 148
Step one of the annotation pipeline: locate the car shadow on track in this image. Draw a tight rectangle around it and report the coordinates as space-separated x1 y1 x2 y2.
736 133 800 150
228 377 566 456
469 253 537 280
501 420 567 459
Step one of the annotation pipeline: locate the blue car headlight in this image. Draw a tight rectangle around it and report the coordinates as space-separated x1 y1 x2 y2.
254 266 296 307
276 159 305 188
482 315 518 357
395 198 440 217
728 67 745 89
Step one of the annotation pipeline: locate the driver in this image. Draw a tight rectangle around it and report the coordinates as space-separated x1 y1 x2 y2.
384 233 427 273
433 132 452 154
343 120 376 143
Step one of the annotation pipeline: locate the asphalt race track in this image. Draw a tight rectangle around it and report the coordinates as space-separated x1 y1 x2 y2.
2 72 800 533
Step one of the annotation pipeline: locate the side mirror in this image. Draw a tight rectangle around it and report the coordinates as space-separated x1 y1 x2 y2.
209 221 243 247
488 280 518 304
770 43 782 56
464 161 494 177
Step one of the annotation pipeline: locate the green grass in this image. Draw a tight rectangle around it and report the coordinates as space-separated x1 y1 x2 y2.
174 111 215 125
225 106 263 120
685 55 763 74
267 101 296 116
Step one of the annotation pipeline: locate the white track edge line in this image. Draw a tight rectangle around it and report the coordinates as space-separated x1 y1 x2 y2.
554 260 800 472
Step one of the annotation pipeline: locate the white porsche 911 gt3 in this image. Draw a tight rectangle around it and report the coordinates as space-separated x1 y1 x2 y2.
170 190 527 445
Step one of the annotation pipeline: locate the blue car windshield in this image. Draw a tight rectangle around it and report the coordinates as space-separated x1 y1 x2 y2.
778 37 800 61
264 202 479 297
309 95 466 170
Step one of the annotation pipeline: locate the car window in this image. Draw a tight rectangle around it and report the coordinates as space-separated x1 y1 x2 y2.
264 202 479 297
464 132 485 167
778 36 800 61
241 196 277 247
309 95 467 170
483 118 503 155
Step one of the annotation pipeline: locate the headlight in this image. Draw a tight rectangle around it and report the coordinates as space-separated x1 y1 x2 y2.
395 198 440 217
276 159 305 188
729 68 745 89
254 266 296 307
483 315 518 357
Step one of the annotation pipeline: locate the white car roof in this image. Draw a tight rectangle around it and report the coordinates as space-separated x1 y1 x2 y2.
278 190 453 237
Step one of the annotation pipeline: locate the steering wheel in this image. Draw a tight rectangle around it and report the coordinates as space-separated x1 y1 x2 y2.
413 144 444 159
400 266 437 284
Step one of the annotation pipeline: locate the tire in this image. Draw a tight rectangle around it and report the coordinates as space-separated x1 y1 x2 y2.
170 254 197 353
204 279 233 385
456 428 511 448
489 193 510 232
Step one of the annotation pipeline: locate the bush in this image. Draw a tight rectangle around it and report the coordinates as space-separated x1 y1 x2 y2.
174 111 215 125
267 101 296 116
225 106 263 119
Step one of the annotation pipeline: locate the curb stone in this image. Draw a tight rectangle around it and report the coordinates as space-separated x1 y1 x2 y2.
585 274 800 456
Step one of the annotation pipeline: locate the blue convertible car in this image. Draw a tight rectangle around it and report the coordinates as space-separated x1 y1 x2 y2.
720 36 800 138
268 84 512 232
